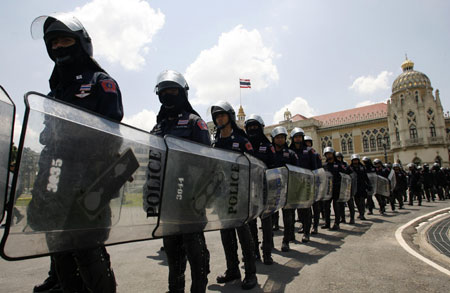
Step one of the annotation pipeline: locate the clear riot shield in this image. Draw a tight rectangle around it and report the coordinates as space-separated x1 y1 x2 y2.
0 92 163 260
367 172 378 195
284 164 315 209
338 173 352 202
261 167 288 219
0 86 15 222
313 168 333 202
323 171 333 201
376 175 390 197
388 170 396 192
152 136 255 237
246 154 266 221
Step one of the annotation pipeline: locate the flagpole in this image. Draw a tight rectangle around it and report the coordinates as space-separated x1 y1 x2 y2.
239 78 242 106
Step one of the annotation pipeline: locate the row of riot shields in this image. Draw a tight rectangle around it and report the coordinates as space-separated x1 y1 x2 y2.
0 88 353 260
367 173 391 197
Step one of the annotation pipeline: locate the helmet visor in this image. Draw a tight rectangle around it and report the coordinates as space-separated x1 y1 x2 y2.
31 13 85 40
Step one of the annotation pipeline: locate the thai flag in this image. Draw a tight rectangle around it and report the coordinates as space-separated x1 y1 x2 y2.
240 79 251 88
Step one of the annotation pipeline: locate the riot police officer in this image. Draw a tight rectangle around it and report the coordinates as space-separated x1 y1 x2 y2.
362 157 377 215
245 114 275 265
149 70 211 293
373 159 388 214
422 164 435 202
391 163 405 209
31 14 123 293
271 126 299 252
336 152 355 224
211 101 257 290
432 163 446 200
347 154 371 221
407 163 422 205
322 147 345 230
289 127 318 242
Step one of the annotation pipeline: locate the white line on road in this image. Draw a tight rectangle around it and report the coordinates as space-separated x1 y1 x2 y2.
395 207 450 277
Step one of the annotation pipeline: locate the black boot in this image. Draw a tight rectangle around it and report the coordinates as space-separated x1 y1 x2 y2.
33 276 59 292
281 242 290 252
302 234 310 243
241 274 257 290
217 270 241 283
349 218 355 224
311 226 318 234
331 224 340 231
263 254 273 265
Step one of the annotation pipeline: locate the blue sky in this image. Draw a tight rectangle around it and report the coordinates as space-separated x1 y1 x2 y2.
1 0 449 134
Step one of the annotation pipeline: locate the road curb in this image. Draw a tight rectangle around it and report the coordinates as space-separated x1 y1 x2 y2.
395 207 450 277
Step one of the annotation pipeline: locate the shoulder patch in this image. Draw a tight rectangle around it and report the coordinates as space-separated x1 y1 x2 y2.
197 120 208 130
270 146 275 153
245 142 253 151
100 79 117 93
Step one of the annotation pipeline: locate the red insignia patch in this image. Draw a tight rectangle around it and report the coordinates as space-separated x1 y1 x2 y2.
245 142 253 151
197 120 208 130
100 80 117 93
270 146 275 153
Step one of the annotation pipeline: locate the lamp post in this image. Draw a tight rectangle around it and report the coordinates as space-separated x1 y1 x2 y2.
382 139 388 163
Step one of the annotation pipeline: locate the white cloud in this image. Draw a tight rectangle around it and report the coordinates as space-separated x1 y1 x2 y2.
72 0 165 70
273 97 316 124
355 100 376 108
122 109 157 132
185 25 279 106
349 71 393 95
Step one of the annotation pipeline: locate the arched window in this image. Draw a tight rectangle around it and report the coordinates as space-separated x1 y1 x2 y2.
377 134 383 149
409 124 418 139
327 141 332 147
322 142 326 151
341 139 347 153
395 127 400 141
384 134 390 149
348 138 353 152
412 157 421 165
430 123 436 137
370 136 376 151
363 136 369 152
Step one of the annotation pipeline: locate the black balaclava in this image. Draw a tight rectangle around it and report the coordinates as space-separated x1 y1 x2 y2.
246 121 270 146
156 88 200 122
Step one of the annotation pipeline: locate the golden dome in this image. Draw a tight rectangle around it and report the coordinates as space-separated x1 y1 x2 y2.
401 59 414 71
392 58 431 94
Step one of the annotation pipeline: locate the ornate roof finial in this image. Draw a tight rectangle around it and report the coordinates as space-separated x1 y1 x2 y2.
401 55 414 72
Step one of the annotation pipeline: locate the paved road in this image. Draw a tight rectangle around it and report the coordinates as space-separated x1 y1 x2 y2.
1 200 450 292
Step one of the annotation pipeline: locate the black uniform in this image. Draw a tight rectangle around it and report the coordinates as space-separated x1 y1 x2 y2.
248 140 275 261
432 167 446 200
364 163 377 214
421 167 435 202
150 111 211 293
323 160 346 228
213 131 257 281
347 162 371 220
375 166 388 213
408 168 422 205
338 161 355 223
29 69 123 292
392 170 406 209
290 144 318 236
272 146 299 245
